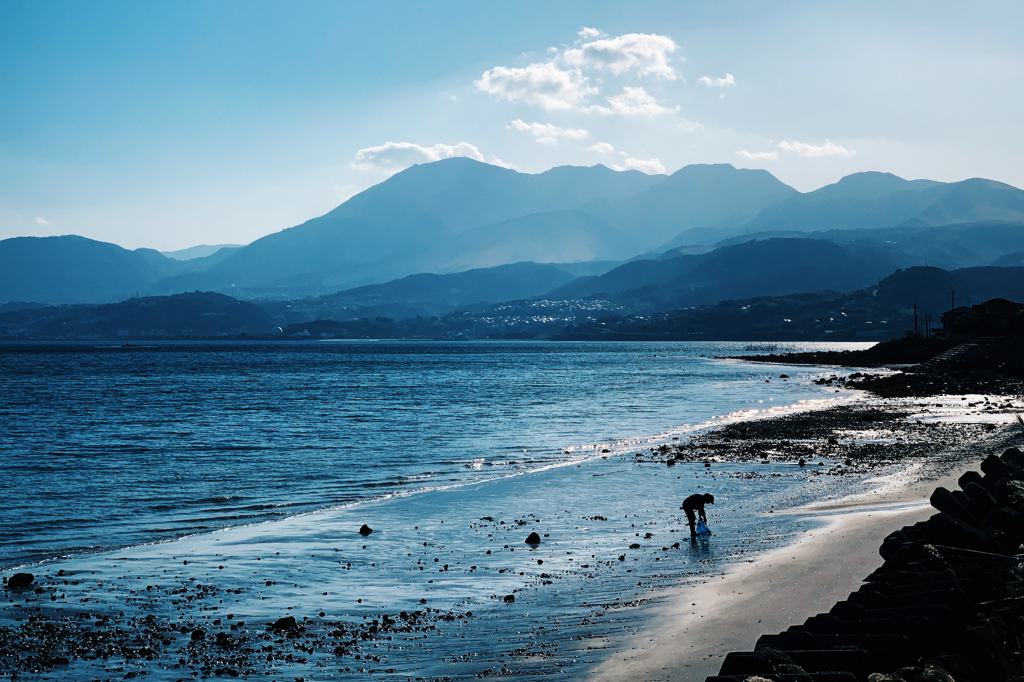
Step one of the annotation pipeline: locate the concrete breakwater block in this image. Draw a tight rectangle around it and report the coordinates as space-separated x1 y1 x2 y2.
706 446 1024 682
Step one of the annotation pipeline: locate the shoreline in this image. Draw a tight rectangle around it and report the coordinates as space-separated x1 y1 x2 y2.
588 344 1024 682
589 500 935 681
4 359 1022 679
588 429 1010 681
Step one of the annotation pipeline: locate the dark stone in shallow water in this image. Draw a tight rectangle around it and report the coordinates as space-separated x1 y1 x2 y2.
359 524 373 536
273 615 297 631
191 628 206 641
6 572 34 589
525 532 541 544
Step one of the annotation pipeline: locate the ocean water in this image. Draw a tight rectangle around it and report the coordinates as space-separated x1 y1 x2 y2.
0 340 868 570
0 340 877 680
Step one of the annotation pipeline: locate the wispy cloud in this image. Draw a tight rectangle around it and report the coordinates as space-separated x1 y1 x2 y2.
564 33 679 80
34 216 49 226
589 86 678 117
778 139 855 158
475 62 598 111
678 119 704 132
509 119 589 144
577 27 602 40
698 73 736 87
736 149 778 161
612 157 666 174
587 142 615 154
353 141 492 174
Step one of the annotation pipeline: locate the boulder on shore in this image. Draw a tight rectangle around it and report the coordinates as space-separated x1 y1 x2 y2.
5 573 34 589
272 616 297 631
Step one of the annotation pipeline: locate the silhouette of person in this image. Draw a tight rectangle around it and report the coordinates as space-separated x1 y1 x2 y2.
682 493 715 540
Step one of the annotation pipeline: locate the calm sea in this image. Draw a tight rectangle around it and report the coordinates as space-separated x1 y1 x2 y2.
0 340 868 569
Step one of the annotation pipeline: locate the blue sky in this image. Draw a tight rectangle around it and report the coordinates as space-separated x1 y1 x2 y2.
2 1 1022 250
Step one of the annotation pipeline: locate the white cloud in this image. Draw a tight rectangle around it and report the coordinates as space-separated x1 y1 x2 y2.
589 86 678 117
33 217 48 226
778 139 856 158
678 119 704 132
736 150 778 161
564 32 679 80
578 27 602 39
352 141 486 173
699 73 736 87
475 62 598 111
509 119 589 145
587 142 615 154
612 157 666 174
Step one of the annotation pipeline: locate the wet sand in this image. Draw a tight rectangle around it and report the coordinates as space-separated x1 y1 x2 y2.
588 501 934 681
588 387 1024 681
587 449 994 682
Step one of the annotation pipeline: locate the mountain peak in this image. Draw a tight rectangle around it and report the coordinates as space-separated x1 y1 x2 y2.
808 171 943 201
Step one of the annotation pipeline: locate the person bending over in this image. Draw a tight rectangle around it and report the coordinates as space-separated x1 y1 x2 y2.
682 493 715 540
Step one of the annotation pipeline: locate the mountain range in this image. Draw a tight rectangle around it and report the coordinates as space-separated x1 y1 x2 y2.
3 158 1024 308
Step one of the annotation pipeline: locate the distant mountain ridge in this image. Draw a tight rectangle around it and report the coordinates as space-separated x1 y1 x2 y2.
308 261 598 320
544 237 905 311
712 220 1024 271
161 244 243 261
159 160 804 296
178 160 671 295
583 163 799 248
671 173 1024 248
3 159 1024 306
0 236 178 304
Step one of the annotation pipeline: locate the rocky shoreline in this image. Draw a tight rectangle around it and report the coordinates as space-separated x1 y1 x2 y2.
706 444 1024 682
690 338 1024 681
732 338 1024 398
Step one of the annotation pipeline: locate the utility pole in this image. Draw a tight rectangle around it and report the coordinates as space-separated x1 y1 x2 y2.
913 302 919 336
950 288 956 312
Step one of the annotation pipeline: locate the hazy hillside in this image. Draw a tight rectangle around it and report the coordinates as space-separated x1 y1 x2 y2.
586 163 798 250
694 174 1024 248
437 211 634 272
323 261 585 315
161 244 243 260
714 221 1024 270
7 160 1024 306
993 251 1024 267
179 159 669 295
727 172 943 238
167 160 805 296
875 265 1024 314
908 178 1024 226
0 291 275 338
256 260 627 324
0 236 181 304
544 238 906 311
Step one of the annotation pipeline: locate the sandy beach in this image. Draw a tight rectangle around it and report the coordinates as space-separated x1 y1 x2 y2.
588 441 1002 682
589 347 1024 682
